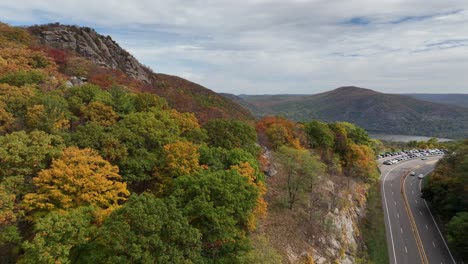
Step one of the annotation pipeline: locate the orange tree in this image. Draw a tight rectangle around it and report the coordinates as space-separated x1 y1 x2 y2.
256 116 304 150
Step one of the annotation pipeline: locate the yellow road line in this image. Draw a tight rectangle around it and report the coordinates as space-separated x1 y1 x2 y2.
401 172 428 264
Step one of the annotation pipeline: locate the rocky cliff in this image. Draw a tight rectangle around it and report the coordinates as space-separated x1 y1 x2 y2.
258 146 373 264
27 23 253 123
29 23 152 83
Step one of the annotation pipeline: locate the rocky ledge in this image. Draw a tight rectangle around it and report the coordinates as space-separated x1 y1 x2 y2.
29 23 151 83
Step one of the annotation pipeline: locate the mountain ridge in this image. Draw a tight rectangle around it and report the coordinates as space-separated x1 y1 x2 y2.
403 93 468 108
234 86 468 138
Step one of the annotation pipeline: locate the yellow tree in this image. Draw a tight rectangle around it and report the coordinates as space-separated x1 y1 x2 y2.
168 109 200 133
346 144 379 181
163 141 201 177
231 162 267 230
80 101 118 127
0 101 13 134
23 147 129 218
26 104 70 132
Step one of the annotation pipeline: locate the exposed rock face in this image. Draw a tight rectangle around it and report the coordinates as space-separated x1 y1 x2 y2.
29 24 152 83
261 168 368 264
260 146 278 177
27 23 254 123
65 76 87 87
311 179 365 264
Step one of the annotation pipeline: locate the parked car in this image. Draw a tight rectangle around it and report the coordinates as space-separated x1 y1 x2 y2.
418 174 424 179
410 171 416 176
421 157 427 160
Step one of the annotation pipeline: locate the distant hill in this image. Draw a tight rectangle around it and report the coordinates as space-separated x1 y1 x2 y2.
27 23 253 123
240 86 468 138
403 94 468 108
219 93 266 116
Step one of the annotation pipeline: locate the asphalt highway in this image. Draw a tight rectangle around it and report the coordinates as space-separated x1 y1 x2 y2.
379 156 457 264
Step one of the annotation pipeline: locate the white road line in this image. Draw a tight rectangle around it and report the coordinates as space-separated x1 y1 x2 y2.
394 201 397 205
412 190 414 194
433 241 436 247
420 210 423 216
397 213 399 218
415 199 418 204
401 227 403 233
419 169 457 264
425 224 428 230
405 246 408 253
382 162 411 264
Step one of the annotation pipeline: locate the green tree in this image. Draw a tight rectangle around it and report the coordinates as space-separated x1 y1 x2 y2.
340 122 371 146
65 84 112 115
446 212 468 260
305 120 335 150
170 169 258 262
69 122 128 163
199 146 261 175
19 206 97 264
0 70 45 87
134 92 168 112
276 146 325 209
76 193 202 264
108 86 136 116
422 140 467 219
204 119 258 155
0 131 64 195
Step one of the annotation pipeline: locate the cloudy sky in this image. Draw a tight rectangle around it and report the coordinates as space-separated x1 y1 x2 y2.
2 0 468 94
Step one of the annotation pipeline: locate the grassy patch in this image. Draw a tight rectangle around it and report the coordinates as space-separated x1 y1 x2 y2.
359 182 389 264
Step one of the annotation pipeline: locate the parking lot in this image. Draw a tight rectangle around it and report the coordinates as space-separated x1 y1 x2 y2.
377 149 446 165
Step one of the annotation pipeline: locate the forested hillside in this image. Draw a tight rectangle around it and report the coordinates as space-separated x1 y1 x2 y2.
405 94 468 109
238 87 468 139
0 23 264 263
422 140 468 260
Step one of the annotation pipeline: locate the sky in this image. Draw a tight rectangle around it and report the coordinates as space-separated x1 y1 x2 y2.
1 0 468 94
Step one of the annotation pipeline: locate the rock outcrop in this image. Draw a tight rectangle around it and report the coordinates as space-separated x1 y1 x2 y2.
29 23 152 83
27 23 254 123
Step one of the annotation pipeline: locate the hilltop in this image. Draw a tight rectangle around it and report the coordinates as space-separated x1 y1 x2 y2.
238 86 468 138
27 23 253 123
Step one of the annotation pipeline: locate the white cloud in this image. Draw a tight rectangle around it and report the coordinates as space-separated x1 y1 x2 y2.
1 0 468 94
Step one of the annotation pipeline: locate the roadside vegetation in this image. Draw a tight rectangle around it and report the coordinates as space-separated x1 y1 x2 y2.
422 140 468 260
358 183 389 264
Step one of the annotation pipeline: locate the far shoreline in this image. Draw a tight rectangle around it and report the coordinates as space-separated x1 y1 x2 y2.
369 133 453 143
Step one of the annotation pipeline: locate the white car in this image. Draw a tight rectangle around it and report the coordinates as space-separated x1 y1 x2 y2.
410 171 416 176
418 174 424 179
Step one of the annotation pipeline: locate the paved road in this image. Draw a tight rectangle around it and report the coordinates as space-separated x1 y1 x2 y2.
380 156 457 264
